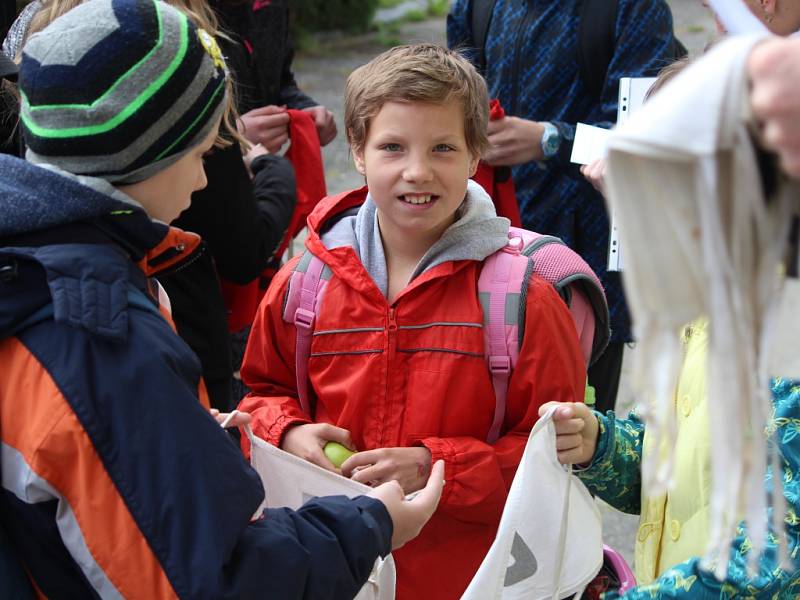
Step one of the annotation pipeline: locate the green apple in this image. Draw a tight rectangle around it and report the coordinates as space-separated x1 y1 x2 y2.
323 441 356 468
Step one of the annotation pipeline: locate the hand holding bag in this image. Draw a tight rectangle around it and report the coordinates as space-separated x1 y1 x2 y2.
244 426 396 600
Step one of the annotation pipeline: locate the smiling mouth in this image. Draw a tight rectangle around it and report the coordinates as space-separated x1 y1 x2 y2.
399 194 438 205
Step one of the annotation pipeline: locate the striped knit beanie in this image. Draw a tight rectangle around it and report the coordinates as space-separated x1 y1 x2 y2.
18 0 228 184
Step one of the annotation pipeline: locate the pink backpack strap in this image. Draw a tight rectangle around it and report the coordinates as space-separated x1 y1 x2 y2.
478 227 610 444
478 234 530 444
282 251 331 416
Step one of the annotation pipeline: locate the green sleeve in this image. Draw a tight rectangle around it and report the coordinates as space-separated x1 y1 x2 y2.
576 410 645 515
601 378 800 599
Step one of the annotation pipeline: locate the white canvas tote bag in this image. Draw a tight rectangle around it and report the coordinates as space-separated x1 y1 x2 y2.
461 407 603 600
244 427 395 600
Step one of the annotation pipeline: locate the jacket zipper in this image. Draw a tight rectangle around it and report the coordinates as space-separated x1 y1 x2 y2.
510 5 535 115
381 307 397 447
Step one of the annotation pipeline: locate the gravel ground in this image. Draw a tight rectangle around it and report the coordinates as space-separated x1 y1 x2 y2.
291 0 717 565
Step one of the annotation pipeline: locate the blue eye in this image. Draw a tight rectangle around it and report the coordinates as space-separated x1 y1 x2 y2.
381 143 402 152
434 144 454 152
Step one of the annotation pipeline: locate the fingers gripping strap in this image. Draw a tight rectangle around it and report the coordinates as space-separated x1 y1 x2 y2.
293 256 325 416
480 249 517 444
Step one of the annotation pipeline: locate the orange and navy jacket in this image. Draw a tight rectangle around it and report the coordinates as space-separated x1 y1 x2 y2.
239 188 587 600
0 155 392 599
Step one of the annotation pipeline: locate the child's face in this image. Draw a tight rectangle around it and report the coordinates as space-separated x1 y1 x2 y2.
353 100 479 249
117 121 219 224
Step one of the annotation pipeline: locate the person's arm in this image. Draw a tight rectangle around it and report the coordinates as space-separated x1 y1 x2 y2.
17 307 393 599
274 21 336 145
249 152 296 260
749 37 800 179
277 17 316 110
603 379 800 598
575 409 645 515
408 277 587 525
176 144 294 285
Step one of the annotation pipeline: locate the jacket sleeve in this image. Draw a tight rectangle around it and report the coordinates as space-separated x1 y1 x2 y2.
238 257 313 448
175 144 295 285
232 496 392 600
277 22 317 110
417 276 586 525
603 379 800 599
15 309 391 600
576 409 645 515
250 153 297 259
550 0 678 166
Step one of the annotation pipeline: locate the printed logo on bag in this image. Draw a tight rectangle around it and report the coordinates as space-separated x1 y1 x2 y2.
504 532 538 586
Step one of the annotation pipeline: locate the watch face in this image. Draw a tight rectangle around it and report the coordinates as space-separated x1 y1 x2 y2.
543 126 560 157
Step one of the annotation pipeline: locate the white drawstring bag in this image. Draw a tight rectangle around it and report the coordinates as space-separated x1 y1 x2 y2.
461 407 603 600
603 34 800 576
243 427 396 600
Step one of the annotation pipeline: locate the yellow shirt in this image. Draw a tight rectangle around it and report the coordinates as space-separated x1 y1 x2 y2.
635 320 712 583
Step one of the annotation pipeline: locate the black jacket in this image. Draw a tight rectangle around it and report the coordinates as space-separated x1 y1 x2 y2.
214 0 317 113
162 146 295 411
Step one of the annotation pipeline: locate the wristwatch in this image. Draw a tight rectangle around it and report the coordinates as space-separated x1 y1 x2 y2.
540 122 561 159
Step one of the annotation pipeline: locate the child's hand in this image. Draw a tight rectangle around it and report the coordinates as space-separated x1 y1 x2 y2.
302 105 337 146
281 423 355 472
341 447 432 494
242 143 269 178
749 37 800 178
238 105 290 153
538 402 599 466
484 116 544 166
368 460 445 550
580 158 606 195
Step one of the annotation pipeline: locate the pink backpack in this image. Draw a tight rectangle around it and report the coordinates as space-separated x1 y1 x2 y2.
282 226 610 444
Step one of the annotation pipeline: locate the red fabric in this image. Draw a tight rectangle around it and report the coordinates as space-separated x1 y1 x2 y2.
472 99 522 227
238 188 586 600
222 109 327 332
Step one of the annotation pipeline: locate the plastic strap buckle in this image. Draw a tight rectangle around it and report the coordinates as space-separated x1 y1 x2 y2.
489 355 511 375
294 307 315 330
502 237 523 254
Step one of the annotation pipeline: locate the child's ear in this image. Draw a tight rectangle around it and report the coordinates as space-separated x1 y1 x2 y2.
468 153 480 178
353 146 366 175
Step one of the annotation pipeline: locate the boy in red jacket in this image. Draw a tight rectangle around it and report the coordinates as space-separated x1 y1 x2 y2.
239 43 586 599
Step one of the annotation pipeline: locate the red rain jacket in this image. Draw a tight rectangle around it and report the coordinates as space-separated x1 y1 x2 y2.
239 188 585 599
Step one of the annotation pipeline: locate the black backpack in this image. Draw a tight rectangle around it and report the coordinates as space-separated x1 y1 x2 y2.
468 0 687 99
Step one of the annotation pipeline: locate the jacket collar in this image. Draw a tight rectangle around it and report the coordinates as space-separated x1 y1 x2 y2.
0 155 201 339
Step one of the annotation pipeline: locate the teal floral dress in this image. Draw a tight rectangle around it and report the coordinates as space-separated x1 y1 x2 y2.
579 379 800 598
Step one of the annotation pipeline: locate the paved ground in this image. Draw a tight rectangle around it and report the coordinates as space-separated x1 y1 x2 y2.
291 0 716 564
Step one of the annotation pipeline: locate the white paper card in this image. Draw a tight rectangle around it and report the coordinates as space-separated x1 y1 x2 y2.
570 123 613 165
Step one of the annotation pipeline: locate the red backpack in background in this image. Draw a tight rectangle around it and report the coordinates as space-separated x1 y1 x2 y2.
221 109 327 332
472 99 522 227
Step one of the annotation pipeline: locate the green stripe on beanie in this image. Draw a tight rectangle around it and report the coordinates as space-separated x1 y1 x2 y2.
19 0 228 184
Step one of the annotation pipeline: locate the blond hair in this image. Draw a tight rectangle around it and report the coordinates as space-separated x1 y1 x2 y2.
344 43 489 157
23 0 246 150
645 56 692 100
